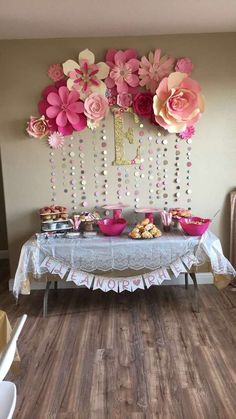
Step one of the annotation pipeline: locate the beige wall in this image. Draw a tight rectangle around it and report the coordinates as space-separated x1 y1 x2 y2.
0 155 8 250
0 33 236 276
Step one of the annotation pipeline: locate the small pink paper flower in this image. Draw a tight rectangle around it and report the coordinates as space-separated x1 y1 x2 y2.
178 126 195 140
153 72 205 133
175 58 193 75
63 49 109 100
117 93 133 108
26 115 49 138
139 49 174 94
84 93 109 122
48 132 64 149
133 92 153 118
105 49 140 95
47 64 64 82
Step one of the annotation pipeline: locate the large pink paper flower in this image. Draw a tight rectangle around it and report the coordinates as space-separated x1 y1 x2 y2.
139 49 174 94
175 58 193 75
63 49 109 100
84 93 109 122
153 72 205 133
105 49 140 95
38 81 86 135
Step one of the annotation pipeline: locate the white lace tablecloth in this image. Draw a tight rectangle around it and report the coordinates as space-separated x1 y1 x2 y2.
13 230 235 297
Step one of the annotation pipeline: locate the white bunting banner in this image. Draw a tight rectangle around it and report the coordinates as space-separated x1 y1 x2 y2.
182 252 198 270
143 272 160 288
119 278 133 292
93 276 108 292
106 278 119 293
131 276 145 291
52 262 68 279
41 256 57 273
77 272 94 289
170 258 187 278
66 269 81 283
39 252 200 293
155 267 171 283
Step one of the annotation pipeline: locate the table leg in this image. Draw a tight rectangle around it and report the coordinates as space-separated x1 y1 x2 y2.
54 281 58 291
189 272 199 313
185 273 188 289
43 281 51 318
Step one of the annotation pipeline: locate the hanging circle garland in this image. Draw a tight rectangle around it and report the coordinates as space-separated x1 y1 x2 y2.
26 48 205 211
26 48 205 144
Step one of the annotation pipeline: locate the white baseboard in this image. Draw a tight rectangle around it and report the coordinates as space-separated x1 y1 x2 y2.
8 272 213 291
0 250 9 259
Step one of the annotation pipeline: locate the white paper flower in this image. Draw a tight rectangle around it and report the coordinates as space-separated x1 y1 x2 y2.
48 132 64 149
63 49 110 100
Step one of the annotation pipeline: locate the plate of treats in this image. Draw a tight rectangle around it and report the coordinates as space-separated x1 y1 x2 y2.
169 208 191 220
128 218 162 239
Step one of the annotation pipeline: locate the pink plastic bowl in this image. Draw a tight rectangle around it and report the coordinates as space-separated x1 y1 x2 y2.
179 216 211 236
98 218 127 236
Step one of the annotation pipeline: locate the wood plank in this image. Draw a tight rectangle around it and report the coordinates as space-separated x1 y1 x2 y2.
1 261 236 418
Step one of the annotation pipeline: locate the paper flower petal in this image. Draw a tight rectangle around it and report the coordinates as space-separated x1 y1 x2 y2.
105 76 115 89
67 90 80 104
106 48 117 64
63 59 80 76
124 49 138 60
68 102 84 113
96 62 110 79
66 110 80 125
47 92 61 106
116 79 129 93
56 110 68 127
46 106 61 119
127 58 140 72
114 50 126 65
42 85 58 98
67 78 75 91
167 72 186 90
78 49 95 65
58 123 74 135
58 86 69 103
125 73 139 87
38 99 49 115
72 114 87 131
90 81 107 96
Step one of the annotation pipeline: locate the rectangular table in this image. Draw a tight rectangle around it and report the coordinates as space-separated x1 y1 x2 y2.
13 230 235 316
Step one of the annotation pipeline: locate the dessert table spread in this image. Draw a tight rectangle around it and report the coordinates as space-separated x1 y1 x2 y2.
0 310 20 373
13 230 235 306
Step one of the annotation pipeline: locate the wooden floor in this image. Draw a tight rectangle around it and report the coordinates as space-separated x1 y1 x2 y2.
2 261 236 419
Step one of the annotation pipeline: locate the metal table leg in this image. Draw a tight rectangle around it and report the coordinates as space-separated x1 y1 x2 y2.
43 281 51 317
189 272 199 313
185 273 188 289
